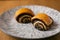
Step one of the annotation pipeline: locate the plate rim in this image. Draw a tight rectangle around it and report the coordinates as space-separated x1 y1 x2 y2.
0 5 60 39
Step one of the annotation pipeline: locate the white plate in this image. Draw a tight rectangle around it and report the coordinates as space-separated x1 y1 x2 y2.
0 5 60 39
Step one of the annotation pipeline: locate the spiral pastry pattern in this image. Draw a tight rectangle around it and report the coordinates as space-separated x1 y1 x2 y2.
31 13 53 31
14 8 34 23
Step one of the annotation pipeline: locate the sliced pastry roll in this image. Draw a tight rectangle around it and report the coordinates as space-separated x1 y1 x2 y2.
14 8 34 23
31 13 53 31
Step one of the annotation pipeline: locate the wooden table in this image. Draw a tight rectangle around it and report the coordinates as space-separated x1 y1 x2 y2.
0 0 60 40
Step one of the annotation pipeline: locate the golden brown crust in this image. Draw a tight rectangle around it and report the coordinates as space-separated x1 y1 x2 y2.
32 13 53 26
14 8 34 18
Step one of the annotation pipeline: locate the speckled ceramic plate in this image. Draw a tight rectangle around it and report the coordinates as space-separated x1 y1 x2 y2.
0 5 60 39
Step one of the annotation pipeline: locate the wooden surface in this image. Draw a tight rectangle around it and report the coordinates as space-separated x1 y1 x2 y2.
0 0 60 40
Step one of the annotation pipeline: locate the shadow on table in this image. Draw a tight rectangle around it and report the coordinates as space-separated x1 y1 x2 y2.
7 33 60 40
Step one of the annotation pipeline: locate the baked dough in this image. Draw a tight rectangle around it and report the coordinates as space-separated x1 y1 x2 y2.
14 8 34 23
31 13 53 31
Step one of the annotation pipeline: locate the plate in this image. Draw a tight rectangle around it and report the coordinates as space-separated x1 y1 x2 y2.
0 5 60 39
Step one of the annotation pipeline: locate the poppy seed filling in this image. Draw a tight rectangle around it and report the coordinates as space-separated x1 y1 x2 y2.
16 13 33 23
